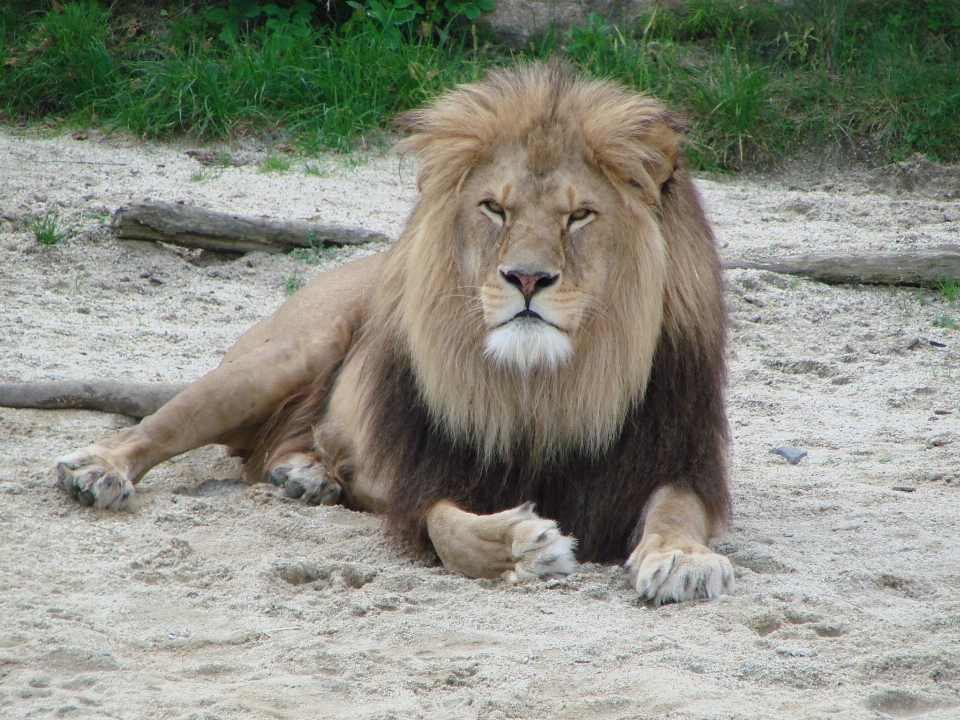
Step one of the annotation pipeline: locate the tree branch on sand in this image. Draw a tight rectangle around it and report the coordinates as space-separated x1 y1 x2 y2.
0 381 186 418
111 201 390 254
723 247 960 287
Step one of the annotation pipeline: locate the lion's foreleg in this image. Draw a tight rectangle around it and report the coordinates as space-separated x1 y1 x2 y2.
626 486 734 605
424 501 577 582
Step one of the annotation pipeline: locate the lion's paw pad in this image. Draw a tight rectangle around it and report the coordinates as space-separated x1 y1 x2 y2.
269 454 341 506
56 451 134 511
502 509 577 583
630 547 734 606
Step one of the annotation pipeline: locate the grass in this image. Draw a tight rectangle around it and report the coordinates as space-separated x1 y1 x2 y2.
258 154 292 173
25 213 65 245
189 168 218 182
938 279 959 302
290 234 328 265
0 1 958 169
933 315 958 329
283 270 304 296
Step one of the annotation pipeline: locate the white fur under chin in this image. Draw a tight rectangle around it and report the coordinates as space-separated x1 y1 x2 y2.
483 319 573 375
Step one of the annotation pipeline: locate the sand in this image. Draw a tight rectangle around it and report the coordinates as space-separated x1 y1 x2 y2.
1 126 959 719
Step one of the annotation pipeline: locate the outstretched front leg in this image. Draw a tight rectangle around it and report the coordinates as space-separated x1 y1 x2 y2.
626 486 734 606
56 253 384 509
425 501 577 582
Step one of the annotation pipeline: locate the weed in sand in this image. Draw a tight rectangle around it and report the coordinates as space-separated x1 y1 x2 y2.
284 271 304 295
73 270 88 294
189 168 219 182
938 279 959 302
933 316 958 330
290 235 326 265
259 154 292 173
26 214 65 245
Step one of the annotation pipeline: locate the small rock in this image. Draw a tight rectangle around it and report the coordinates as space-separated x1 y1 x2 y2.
906 337 921 350
893 486 916 493
770 447 807 465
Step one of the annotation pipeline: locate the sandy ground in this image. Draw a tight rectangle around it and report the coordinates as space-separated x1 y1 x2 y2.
1 126 960 720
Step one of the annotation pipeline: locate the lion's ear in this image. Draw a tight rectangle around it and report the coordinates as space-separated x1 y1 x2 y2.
587 105 683 205
393 110 483 195
639 119 681 188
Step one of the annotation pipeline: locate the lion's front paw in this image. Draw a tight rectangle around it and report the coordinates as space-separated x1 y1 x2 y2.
627 535 734 606
268 452 341 506
502 505 577 583
56 450 135 510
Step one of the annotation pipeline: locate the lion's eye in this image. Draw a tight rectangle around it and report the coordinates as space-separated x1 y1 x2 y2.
567 208 593 227
482 199 505 216
480 199 506 224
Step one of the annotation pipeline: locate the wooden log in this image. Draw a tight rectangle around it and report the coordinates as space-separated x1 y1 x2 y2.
111 201 390 254
0 381 187 418
724 248 960 287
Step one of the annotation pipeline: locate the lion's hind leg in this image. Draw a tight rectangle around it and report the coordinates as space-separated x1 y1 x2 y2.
626 486 735 606
425 501 577 582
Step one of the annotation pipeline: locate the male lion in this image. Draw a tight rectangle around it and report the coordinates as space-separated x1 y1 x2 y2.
57 62 734 605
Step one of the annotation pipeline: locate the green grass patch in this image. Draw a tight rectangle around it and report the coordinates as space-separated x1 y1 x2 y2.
938 279 959 302
25 213 65 245
283 270 304 295
189 168 218 182
258 153 293 173
1 1 958 169
933 315 958 330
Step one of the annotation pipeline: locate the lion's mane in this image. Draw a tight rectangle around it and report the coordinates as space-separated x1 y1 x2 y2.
341 63 731 563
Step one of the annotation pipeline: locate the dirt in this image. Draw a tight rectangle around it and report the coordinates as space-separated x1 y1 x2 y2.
1 127 959 720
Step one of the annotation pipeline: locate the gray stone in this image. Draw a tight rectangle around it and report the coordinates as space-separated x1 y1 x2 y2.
770 446 807 465
478 1 795 47
479 0 644 47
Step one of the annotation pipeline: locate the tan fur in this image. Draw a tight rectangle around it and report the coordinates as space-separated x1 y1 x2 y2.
56 63 732 603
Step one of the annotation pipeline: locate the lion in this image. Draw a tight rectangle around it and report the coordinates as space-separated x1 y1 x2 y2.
56 62 734 605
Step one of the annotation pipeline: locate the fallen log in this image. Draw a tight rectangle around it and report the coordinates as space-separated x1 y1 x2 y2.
724 248 960 287
111 201 389 254
0 381 187 418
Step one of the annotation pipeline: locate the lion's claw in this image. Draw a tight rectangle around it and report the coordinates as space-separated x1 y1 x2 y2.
627 543 734 606
269 453 341 506
500 506 577 583
56 451 135 510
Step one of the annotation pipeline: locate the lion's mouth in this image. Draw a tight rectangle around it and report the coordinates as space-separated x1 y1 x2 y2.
514 309 542 320
497 309 560 330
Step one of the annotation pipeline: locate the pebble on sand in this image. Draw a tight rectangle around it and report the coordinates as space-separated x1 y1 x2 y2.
770 446 808 465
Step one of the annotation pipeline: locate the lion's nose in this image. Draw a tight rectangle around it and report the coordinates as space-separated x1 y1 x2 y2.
501 269 559 304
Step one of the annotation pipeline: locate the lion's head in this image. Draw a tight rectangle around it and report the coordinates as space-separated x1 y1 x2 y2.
368 62 719 465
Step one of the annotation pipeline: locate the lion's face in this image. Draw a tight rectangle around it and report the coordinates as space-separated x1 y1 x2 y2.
456 146 626 375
